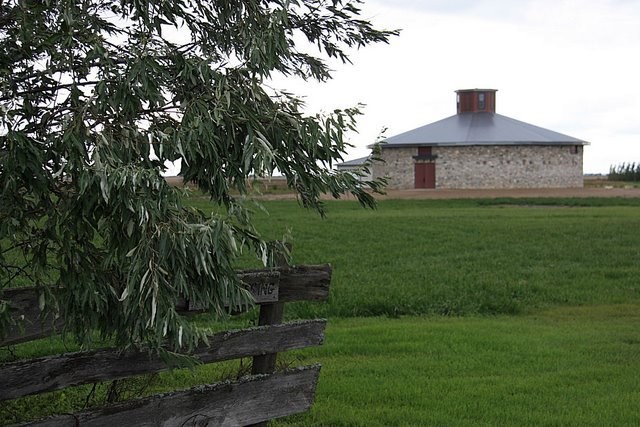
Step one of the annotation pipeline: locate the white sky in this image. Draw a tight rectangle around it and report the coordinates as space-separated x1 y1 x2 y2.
267 0 640 175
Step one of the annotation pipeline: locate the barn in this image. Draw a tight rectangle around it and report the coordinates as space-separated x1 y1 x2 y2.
366 89 588 189
335 156 372 180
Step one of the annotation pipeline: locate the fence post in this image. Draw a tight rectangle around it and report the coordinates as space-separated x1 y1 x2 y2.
251 302 284 373
248 244 289 427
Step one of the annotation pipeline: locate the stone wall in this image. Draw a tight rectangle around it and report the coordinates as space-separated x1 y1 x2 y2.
372 145 584 189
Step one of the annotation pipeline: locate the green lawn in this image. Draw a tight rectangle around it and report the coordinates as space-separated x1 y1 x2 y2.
276 304 640 426
221 197 640 425
3 196 640 425
238 198 640 319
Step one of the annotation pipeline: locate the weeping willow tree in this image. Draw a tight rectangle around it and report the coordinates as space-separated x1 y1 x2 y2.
0 0 396 354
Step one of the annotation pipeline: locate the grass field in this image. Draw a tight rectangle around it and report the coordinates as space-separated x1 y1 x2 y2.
212 196 640 425
275 305 640 426
3 196 640 425
201 197 640 319
5 306 639 426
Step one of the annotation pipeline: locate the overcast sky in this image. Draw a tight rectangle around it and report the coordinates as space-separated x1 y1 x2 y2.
270 0 640 174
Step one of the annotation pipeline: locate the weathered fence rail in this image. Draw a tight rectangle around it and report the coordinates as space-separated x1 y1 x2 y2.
1 264 331 346
26 366 321 427
0 263 331 426
0 320 326 401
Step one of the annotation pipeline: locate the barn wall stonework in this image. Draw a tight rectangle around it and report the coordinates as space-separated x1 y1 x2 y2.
372 145 583 189
372 147 416 189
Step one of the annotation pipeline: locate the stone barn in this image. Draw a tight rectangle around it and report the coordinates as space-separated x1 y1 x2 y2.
368 89 588 189
335 156 372 180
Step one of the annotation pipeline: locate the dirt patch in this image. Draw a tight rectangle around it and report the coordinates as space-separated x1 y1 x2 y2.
255 187 640 201
165 176 640 200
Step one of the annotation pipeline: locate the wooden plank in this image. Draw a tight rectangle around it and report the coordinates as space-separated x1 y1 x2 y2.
176 270 280 311
276 264 332 302
1 287 64 346
2 272 282 346
1 265 331 346
24 365 321 427
231 264 331 303
179 270 281 312
0 320 326 401
240 270 280 302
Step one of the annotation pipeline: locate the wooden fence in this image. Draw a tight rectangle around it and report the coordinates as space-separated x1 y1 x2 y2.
0 263 331 426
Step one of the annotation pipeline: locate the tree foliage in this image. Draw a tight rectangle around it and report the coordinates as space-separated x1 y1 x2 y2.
0 0 396 353
608 162 640 182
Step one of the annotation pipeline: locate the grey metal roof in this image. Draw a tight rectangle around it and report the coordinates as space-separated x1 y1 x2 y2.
382 113 588 146
456 88 497 93
336 156 370 167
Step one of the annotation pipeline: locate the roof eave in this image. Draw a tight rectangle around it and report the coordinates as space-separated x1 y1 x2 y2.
369 140 589 148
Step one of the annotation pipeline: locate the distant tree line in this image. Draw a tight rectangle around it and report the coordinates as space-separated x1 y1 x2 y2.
609 163 640 181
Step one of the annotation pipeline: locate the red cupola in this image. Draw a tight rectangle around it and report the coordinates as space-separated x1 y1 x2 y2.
456 89 497 113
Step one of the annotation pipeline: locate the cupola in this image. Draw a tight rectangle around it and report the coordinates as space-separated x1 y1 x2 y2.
456 89 497 113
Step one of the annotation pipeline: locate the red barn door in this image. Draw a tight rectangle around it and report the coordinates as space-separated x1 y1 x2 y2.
414 163 435 188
